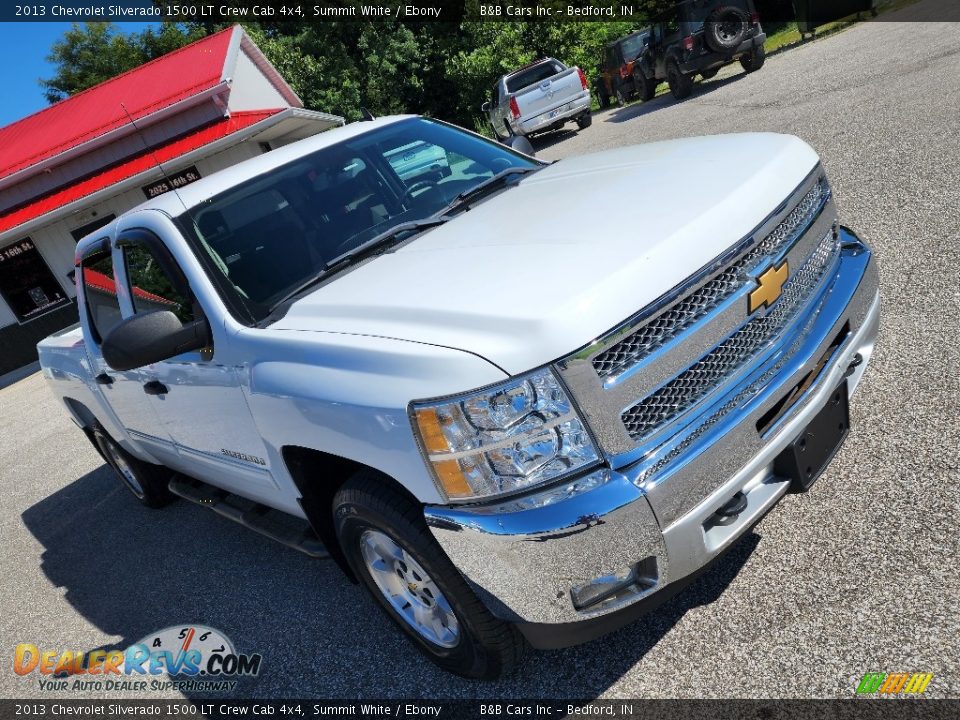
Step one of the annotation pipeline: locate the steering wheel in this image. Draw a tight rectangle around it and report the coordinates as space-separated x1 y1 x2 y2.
401 178 439 201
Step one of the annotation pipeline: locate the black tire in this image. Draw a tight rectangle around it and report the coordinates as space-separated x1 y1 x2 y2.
667 60 693 100
740 44 766 73
333 470 527 679
704 6 751 53
576 112 592 130
594 83 609 109
92 428 175 508
636 69 657 101
700 68 720 80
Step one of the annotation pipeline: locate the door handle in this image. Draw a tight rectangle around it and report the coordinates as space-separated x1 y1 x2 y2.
143 380 169 396
95 373 114 385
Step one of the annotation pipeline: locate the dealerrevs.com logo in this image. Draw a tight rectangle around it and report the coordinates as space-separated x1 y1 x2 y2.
13 625 262 693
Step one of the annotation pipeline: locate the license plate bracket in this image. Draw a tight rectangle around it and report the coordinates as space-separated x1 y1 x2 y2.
774 381 850 492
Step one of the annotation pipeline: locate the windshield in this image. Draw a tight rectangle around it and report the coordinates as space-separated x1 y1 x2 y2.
177 117 540 324
506 61 564 93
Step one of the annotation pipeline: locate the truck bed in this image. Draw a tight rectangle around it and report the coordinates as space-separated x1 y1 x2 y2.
36 323 96 420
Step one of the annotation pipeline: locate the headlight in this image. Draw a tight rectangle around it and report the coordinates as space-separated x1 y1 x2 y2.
411 368 600 501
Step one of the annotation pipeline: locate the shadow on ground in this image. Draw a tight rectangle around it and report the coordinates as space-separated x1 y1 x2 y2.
22 463 762 697
530 128 580 153
604 73 746 124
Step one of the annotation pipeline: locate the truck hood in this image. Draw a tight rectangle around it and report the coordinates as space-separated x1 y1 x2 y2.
274 133 820 375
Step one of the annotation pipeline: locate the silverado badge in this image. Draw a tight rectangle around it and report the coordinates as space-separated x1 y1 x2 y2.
749 260 789 314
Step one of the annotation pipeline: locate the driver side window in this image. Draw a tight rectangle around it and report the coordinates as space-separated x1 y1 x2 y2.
123 243 195 324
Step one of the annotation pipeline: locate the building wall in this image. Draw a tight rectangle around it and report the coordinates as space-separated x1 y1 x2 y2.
228 50 290 111
0 139 263 377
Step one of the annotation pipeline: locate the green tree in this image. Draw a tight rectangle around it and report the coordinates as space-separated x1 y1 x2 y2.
40 17 657 130
41 22 203 103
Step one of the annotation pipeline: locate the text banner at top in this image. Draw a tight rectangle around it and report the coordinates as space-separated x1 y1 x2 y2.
4 0 960 23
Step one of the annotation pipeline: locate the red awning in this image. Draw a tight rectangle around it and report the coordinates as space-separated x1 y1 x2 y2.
0 110 282 236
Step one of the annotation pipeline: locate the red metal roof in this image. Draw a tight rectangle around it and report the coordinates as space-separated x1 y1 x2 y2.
0 26 236 179
0 110 281 236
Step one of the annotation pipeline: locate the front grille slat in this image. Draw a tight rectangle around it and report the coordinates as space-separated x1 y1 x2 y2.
592 179 828 381
621 231 839 441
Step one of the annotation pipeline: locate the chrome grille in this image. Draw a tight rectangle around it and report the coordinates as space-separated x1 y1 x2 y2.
633 341 799 487
621 230 840 441
592 179 828 380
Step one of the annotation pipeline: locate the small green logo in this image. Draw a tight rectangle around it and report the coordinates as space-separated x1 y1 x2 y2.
857 672 933 695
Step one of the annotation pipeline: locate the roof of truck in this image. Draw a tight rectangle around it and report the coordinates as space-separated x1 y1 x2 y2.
503 58 558 77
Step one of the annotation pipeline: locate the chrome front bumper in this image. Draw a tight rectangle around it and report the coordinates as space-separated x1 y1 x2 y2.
424 229 879 647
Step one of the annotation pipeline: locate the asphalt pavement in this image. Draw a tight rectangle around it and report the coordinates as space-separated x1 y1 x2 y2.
1 3 958 700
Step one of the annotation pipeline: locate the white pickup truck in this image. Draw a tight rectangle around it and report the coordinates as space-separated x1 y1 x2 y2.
483 58 592 140
38 116 879 679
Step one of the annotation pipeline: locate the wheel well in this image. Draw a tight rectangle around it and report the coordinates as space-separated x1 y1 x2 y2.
63 397 97 429
62 398 109 463
280 446 422 582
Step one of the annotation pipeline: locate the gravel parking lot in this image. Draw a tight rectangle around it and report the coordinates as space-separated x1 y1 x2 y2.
2 3 958 700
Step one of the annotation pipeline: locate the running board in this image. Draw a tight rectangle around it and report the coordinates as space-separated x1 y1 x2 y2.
168 476 329 559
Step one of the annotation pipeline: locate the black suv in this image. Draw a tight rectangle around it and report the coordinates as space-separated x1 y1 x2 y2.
636 0 767 101
593 30 653 108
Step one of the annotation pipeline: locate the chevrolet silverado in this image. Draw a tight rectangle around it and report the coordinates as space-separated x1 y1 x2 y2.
38 116 879 678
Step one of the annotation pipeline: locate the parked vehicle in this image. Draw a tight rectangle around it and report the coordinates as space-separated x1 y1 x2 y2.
483 58 591 140
593 29 655 108
39 116 879 679
384 140 450 183
637 0 767 100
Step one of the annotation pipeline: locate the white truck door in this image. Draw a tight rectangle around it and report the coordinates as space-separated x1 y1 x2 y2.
116 230 279 506
78 239 178 464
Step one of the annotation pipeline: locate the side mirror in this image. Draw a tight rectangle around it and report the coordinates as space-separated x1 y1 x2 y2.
505 135 536 157
102 310 211 371
481 101 491 113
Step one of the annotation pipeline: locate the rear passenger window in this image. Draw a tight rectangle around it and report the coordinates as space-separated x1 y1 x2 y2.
505 62 564 93
81 250 123 343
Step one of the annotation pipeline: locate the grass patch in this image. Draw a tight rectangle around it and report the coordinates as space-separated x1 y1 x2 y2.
764 0 925 54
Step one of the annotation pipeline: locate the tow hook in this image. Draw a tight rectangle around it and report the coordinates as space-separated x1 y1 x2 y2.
844 353 864 378
716 491 748 518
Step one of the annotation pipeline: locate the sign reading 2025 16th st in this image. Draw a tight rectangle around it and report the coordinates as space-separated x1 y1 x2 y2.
13 625 262 693
142 166 202 199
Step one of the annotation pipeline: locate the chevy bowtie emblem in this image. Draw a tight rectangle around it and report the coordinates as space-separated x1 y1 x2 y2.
748 260 789 314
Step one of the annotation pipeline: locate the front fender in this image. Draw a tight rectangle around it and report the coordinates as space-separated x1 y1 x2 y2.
238 327 509 505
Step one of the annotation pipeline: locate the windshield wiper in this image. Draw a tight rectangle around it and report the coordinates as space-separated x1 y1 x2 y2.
267 218 449 312
440 166 539 215
325 217 450 270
